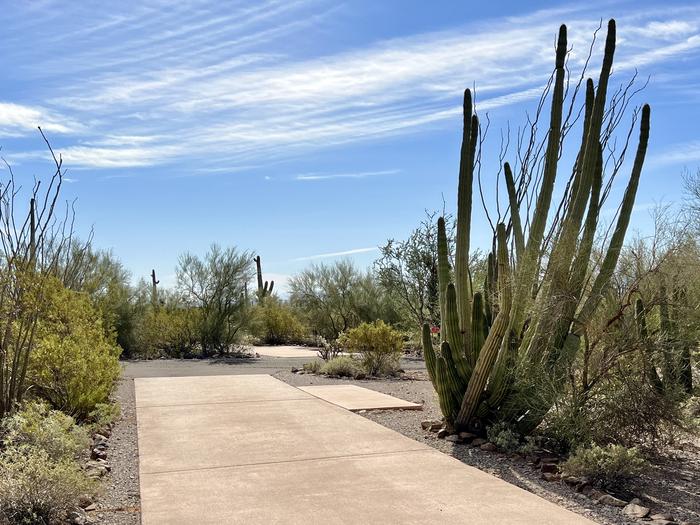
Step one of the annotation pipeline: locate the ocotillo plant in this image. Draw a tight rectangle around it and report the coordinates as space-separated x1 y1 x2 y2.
254 255 274 299
422 20 651 433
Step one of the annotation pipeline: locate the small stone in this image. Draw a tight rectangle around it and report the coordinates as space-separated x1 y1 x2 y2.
471 438 487 447
540 462 559 474
437 429 449 439
651 513 676 522
588 489 606 500
445 434 461 443
422 420 441 431
480 442 497 452
541 472 561 482
459 432 476 441
77 494 94 508
623 503 650 518
597 494 627 507
91 448 107 460
562 475 580 486
84 503 98 512
527 454 540 465
429 422 443 432
291 367 299 373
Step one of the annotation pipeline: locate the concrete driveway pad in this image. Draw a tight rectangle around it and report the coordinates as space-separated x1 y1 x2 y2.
135 373 306 407
299 384 422 411
136 374 594 524
254 345 321 358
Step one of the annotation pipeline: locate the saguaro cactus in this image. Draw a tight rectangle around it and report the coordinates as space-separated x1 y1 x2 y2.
254 255 274 299
422 20 651 432
150 269 159 307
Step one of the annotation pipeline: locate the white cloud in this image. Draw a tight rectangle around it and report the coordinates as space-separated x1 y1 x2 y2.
291 247 379 261
295 169 399 181
3 2 700 169
0 102 79 136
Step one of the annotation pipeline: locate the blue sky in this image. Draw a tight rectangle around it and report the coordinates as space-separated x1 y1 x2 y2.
1 0 699 292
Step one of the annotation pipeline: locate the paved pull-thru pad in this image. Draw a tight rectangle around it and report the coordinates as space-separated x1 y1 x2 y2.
135 374 595 524
298 384 422 411
254 345 321 358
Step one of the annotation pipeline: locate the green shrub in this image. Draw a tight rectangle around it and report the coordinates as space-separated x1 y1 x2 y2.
28 282 121 420
562 444 647 487
486 422 521 453
320 356 362 377
0 445 95 525
0 401 88 461
86 402 121 433
302 361 322 374
338 320 403 376
250 298 307 345
132 306 197 359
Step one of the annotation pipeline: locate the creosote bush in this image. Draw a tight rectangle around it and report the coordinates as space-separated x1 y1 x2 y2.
338 320 403 376
250 298 307 345
320 356 363 378
28 278 121 420
562 444 647 488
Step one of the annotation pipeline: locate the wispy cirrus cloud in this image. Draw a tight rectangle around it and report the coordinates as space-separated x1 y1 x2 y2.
2 2 700 170
295 169 399 181
291 247 379 262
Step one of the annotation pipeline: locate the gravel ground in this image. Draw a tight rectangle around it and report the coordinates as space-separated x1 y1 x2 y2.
94 376 141 525
93 355 699 525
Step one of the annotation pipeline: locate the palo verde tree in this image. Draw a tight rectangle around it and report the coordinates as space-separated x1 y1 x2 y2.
423 20 652 433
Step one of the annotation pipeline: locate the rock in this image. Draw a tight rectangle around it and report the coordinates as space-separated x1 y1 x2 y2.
526 454 540 465
437 429 449 439
77 494 94 508
445 434 461 443
91 448 107 460
588 489 606 500
291 367 299 373
540 455 560 464
623 503 650 518
562 475 580 486
459 432 477 441
597 494 627 507
84 503 98 512
541 472 561 482
540 462 559 474
92 433 108 444
471 438 487 447
422 420 441 431
429 422 443 432
480 442 497 452
67 508 94 525
650 513 676 522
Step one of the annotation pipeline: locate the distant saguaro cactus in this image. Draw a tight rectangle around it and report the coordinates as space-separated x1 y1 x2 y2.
254 255 274 299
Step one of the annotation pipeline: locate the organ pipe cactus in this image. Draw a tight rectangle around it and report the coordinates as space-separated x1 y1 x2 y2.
422 20 651 432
